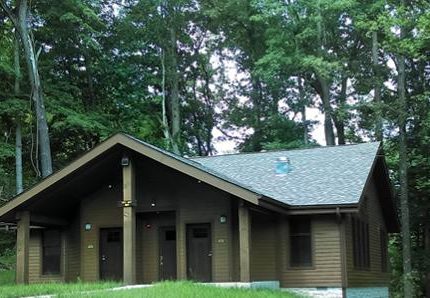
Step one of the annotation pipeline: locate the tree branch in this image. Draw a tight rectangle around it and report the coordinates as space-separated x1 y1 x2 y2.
0 0 18 28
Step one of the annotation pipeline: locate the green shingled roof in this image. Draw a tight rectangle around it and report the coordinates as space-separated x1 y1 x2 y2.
193 142 381 206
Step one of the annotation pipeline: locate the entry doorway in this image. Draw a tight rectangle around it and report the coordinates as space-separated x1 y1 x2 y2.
99 228 123 281
159 226 177 280
186 223 212 282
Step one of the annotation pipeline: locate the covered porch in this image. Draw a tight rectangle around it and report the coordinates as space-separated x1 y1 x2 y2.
9 144 279 285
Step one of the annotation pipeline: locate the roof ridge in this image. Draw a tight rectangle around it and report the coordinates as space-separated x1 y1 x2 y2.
191 141 381 159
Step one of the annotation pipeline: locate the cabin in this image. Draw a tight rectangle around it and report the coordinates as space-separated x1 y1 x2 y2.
0 133 398 298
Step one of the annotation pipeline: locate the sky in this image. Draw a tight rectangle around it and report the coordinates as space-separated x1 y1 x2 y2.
212 107 325 154
209 52 327 154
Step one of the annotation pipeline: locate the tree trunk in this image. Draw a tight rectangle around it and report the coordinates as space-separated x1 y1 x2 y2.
372 31 383 141
168 27 180 154
15 122 23 194
160 49 172 150
317 75 335 146
84 52 96 108
298 77 308 145
315 1 334 146
425 222 430 297
14 33 23 194
15 0 52 177
333 77 347 145
398 39 413 297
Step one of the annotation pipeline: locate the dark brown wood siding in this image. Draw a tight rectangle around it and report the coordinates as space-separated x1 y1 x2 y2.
138 212 175 283
279 215 342 287
250 212 278 281
28 229 65 283
65 212 81 282
346 179 390 287
80 185 123 282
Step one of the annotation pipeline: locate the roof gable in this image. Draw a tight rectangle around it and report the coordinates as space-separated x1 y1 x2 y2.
0 134 260 221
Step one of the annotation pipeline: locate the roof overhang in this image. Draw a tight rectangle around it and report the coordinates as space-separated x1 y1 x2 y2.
0 133 261 222
0 134 399 226
258 196 359 215
356 145 400 233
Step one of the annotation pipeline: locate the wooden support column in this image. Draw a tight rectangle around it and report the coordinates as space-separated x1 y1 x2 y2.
238 200 251 282
16 210 30 284
122 156 136 285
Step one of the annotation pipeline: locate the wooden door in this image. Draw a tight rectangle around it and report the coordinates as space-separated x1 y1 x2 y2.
159 226 177 280
186 224 212 282
100 228 123 281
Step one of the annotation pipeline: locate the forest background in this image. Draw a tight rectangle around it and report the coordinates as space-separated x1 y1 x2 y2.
0 0 429 297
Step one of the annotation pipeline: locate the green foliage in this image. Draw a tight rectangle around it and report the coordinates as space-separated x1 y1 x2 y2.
0 0 429 295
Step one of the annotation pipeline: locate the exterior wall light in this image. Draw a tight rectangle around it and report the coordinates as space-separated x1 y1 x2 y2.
219 215 227 224
84 223 92 231
121 156 130 166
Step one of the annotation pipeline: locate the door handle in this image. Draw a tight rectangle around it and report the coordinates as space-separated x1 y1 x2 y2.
208 251 213 257
102 255 107 261
160 255 163 266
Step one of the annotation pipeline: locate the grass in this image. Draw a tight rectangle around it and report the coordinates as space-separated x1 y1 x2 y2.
0 280 120 298
0 249 15 285
0 269 15 284
78 281 302 298
0 280 302 298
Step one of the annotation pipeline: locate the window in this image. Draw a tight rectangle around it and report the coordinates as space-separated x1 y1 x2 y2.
42 230 61 275
289 218 312 267
380 228 388 272
352 216 370 269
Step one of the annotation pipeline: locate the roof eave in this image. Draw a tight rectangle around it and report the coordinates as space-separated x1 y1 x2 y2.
0 133 262 221
258 196 359 215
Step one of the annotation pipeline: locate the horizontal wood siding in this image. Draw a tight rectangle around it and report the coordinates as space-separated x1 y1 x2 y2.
250 212 278 281
80 185 123 281
28 229 65 283
346 179 390 287
65 213 81 282
176 185 232 282
134 159 234 283
139 212 175 283
280 215 342 287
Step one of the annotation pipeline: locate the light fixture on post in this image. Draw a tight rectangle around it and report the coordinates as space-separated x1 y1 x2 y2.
219 215 227 224
121 156 130 166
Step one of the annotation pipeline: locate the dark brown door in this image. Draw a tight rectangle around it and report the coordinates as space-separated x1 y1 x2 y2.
100 228 123 281
159 226 177 280
186 224 212 282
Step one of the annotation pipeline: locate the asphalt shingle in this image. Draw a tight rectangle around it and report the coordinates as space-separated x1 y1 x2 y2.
193 142 380 206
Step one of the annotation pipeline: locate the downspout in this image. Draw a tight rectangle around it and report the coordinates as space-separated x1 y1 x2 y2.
337 207 348 297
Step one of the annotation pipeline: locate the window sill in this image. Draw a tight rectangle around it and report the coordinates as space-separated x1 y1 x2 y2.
353 267 371 271
41 273 63 278
286 265 315 270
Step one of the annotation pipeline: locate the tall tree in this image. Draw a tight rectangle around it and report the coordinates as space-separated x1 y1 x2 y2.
13 32 23 194
1 0 53 177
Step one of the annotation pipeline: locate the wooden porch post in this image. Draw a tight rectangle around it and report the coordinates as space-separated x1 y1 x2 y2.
238 200 251 282
16 210 30 284
122 156 136 285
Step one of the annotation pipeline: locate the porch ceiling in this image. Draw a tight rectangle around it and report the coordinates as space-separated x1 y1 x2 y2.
1 146 123 223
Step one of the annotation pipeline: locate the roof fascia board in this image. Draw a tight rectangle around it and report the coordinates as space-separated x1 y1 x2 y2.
357 143 381 212
116 134 261 205
258 197 358 215
0 134 122 218
0 134 262 219
358 145 400 232
286 207 359 215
